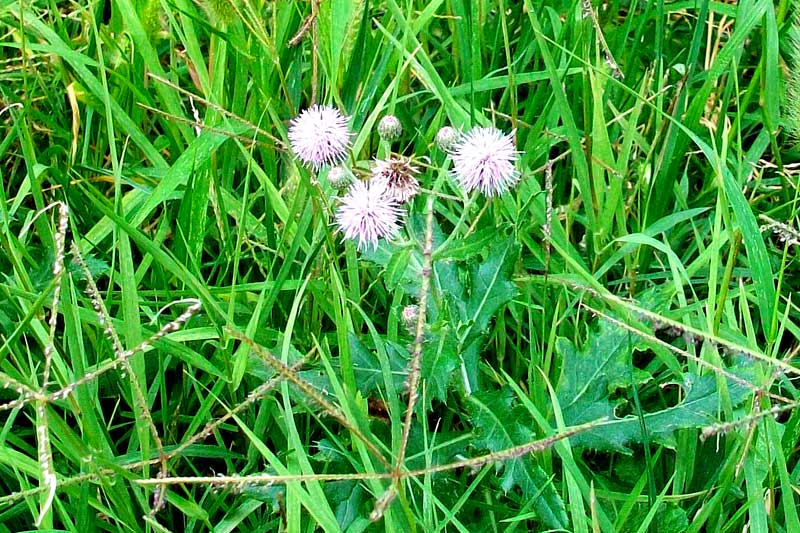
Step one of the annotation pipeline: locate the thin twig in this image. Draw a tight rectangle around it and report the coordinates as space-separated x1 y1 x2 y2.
288 11 317 47
395 196 434 472
133 418 604 486
34 201 69 527
701 400 800 439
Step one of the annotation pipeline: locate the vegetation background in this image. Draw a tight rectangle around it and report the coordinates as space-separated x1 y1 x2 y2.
1 0 799 531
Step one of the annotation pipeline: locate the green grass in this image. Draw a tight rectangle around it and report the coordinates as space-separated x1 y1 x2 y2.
1 0 800 530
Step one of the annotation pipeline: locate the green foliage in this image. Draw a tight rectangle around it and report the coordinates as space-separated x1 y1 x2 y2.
784 16 800 139
0 0 798 530
469 388 568 529
556 320 755 451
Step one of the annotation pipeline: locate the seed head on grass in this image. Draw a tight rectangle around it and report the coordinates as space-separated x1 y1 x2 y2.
334 178 403 250
371 156 420 203
451 126 520 196
288 104 352 170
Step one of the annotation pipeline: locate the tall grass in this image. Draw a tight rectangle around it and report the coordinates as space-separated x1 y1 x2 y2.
0 0 799 531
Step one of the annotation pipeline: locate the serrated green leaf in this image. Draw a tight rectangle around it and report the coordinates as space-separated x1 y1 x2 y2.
348 333 408 394
421 326 460 403
461 236 519 347
571 372 752 451
556 320 645 431
469 388 568 529
557 321 755 451
432 260 467 323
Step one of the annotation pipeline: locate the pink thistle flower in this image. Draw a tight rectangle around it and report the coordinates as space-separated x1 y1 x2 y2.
335 179 403 250
451 126 520 196
371 156 420 203
288 104 352 170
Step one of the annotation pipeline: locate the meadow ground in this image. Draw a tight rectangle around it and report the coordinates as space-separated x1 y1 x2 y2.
1 0 799 531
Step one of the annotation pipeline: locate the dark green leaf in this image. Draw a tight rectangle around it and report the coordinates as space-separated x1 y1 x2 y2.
461 236 519 347
557 320 755 451
348 333 408 395
323 480 366 530
421 326 460 403
556 320 645 434
469 388 568 529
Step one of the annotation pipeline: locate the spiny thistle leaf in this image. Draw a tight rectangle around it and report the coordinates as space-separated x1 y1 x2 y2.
347 333 407 394
468 388 568 529
461 236 519 347
556 320 648 430
556 320 756 452
421 326 460 403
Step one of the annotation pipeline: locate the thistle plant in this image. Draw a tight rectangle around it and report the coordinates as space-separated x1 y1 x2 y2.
2 3 795 530
288 104 352 170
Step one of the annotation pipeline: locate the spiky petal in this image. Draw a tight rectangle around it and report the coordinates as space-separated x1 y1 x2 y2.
451 126 519 196
335 179 403 250
288 104 352 170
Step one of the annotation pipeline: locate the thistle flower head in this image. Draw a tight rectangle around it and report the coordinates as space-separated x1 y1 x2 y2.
334 179 403 250
378 115 403 142
435 126 459 151
288 104 352 170
371 156 420 203
450 126 519 197
327 166 353 191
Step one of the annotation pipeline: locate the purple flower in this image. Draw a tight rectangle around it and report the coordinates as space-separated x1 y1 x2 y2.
288 104 352 170
335 179 402 250
451 126 519 196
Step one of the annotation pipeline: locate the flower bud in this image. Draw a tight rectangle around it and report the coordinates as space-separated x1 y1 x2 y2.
378 115 403 142
435 126 459 151
327 166 352 190
401 304 419 333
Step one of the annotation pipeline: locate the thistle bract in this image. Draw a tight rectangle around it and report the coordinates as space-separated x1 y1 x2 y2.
371 156 420 203
378 115 403 142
